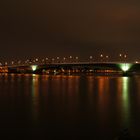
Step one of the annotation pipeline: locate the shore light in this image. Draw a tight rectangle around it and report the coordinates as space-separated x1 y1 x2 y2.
31 65 38 71
119 63 132 72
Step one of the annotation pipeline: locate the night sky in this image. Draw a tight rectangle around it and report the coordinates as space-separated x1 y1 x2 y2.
0 0 140 61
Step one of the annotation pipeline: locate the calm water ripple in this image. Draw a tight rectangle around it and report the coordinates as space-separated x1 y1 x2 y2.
0 74 140 139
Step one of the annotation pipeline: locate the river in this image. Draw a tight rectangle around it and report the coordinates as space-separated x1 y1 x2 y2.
0 74 140 140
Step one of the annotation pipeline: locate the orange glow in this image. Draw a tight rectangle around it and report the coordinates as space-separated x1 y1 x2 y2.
98 77 105 95
0 67 8 73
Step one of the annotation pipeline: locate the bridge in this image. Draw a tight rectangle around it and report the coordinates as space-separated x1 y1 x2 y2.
3 62 140 75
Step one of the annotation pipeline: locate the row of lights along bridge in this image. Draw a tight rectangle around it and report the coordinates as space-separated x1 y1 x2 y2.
0 54 136 66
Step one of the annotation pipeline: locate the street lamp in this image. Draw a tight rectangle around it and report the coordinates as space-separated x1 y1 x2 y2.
100 54 103 57
119 54 122 62
124 54 127 63
11 61 14 65
52 58 55 63
89 56 93 63
18 60 21 65
42 59 45 64
63 57 66 63
5 62 8 66
75 56 78 63
45 58 49 64
69 56 72 63
106 55 109 62
57 57 60 63
90 56 93 59
124 54 127 59
119 53 127 62
100 54 103 62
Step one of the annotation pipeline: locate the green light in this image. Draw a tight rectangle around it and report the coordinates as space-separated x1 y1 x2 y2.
119 63 132 72
122 77 130 125
122 64 129 72
31 65 38 71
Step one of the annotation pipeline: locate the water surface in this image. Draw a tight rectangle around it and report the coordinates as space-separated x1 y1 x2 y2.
0 74 140 140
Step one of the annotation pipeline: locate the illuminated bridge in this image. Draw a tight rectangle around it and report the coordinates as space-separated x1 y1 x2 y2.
6 62 140 75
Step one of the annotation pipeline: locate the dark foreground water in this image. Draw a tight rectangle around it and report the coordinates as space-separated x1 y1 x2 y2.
0 74 140 140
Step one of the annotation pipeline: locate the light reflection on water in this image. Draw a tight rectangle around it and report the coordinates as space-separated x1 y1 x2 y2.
31 74 40 121
122 77 130 127
0 74 140 139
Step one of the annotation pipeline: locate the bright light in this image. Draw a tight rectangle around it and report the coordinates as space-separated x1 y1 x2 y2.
11 61 14 65
119 63 132 72
31 65 38 71
100 54 103 57
122 65 129 72
90 56 93 59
